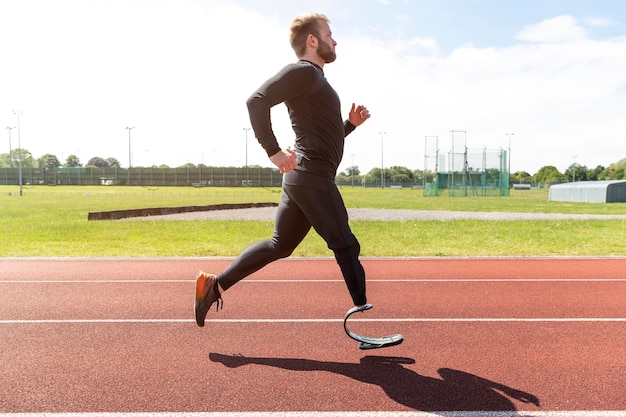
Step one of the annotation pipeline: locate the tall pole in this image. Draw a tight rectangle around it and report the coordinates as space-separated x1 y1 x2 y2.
126 126 134 185
126 127 135 169
5 126 15 168
243 127 250 184
379 131 386 188
211 149 216 184
505 133 513 177
12 110 23 196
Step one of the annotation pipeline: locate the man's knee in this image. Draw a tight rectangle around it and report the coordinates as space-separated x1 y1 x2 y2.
331 234 361 263
271 236 297 259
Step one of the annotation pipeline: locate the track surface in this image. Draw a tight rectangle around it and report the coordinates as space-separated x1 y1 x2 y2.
0 257 624 415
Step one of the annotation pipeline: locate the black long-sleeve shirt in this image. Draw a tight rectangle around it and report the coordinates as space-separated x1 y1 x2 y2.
246 60 355 177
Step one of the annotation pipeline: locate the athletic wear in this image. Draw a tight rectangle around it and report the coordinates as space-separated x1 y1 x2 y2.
247 60 356 177
195 271 222 327
210 59 367 307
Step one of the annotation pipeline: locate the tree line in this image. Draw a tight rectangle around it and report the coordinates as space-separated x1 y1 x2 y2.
337 159 626 185
1 148 626 185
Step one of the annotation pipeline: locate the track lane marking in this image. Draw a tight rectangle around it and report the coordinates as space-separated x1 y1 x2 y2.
2 411 626 416
2 278 625 283
1 318 624 324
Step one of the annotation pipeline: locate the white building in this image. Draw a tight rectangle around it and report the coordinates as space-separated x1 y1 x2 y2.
549 180 626 203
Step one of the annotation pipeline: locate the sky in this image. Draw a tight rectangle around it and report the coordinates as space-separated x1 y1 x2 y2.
1 0 625 175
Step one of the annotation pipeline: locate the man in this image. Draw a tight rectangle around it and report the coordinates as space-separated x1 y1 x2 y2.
195 12 371 327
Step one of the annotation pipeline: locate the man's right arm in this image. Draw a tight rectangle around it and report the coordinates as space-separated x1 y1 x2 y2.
246 90 282 158
246 63 313 158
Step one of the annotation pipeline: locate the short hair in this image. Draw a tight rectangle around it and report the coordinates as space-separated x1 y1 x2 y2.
289 13 329 57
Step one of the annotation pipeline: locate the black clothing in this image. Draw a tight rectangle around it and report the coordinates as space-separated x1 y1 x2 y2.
217 59 367 306
246 60 356 177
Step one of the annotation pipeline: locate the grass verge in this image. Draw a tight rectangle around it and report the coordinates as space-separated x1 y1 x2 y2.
1 185 625 257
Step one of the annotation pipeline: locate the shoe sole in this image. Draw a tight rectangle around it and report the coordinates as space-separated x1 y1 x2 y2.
194 271 211 327
195 272 208 301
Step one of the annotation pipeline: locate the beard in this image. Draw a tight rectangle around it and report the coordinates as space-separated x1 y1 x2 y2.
317 39 336 63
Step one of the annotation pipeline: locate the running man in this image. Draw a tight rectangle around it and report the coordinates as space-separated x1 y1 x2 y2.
195 12 371 326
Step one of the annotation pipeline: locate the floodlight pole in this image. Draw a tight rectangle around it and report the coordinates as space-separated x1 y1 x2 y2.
506 133 514 182
126 126 135 185
12 110 23 196
5 126 15 168
379 131 386 188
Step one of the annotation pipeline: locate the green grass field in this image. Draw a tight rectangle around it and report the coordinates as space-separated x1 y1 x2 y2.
1 185 625 257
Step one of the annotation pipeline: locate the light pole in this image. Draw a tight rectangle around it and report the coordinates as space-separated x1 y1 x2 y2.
211 149 216 184
379 131 386 188
5 126 15 168
243 127 250 184
126 126 134 185
126 127 135 169
505 132 514 182
12 110 23 196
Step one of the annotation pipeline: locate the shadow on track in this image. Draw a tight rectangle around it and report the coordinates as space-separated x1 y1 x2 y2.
210 353 540 413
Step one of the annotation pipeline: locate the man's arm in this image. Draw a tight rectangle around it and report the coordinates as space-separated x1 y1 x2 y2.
345 103 370 137
246 63 315 157
246 92 282 158
246 64 313 172
348 103 371 128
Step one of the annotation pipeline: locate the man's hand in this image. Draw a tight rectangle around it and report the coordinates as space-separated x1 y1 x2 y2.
270 148 297 174
348 103 371 127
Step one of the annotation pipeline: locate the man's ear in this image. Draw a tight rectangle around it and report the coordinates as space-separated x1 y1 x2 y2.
306 33 318 47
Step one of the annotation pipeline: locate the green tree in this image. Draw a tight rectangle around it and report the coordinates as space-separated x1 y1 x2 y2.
565 163 588 181
387 166 413 184
599 158 626 180
512 171 531 183
533 165 567 185
343 165 360 177
412 169 425 184
422 169 437 183
365 167 384 185
337 166 361 186
107 157 121 168
587 165 605 181
64 154 82 167
600 166 624 180
86 157 110 168
38 154 62 171
0 153 10 167
11 148 37 168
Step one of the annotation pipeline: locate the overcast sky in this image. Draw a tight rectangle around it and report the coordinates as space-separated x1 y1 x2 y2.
1 0 625 175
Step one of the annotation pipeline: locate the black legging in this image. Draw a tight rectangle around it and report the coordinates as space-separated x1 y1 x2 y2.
216 169 367 306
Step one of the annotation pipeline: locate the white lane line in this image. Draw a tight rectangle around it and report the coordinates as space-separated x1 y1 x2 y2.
1 318 624 324
1 278 625 283
2 410 626 416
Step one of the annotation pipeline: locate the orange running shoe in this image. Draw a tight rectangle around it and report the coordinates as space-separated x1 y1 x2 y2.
194 271 223 327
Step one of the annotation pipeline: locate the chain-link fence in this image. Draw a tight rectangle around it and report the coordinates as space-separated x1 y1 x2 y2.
0 166 283 187
423 131 510 197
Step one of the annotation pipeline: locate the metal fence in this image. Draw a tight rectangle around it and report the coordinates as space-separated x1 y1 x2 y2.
0 166 284 187
1 167 430 189
422 148 510 197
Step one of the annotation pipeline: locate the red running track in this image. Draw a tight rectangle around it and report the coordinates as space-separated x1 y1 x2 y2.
0 257 625 414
